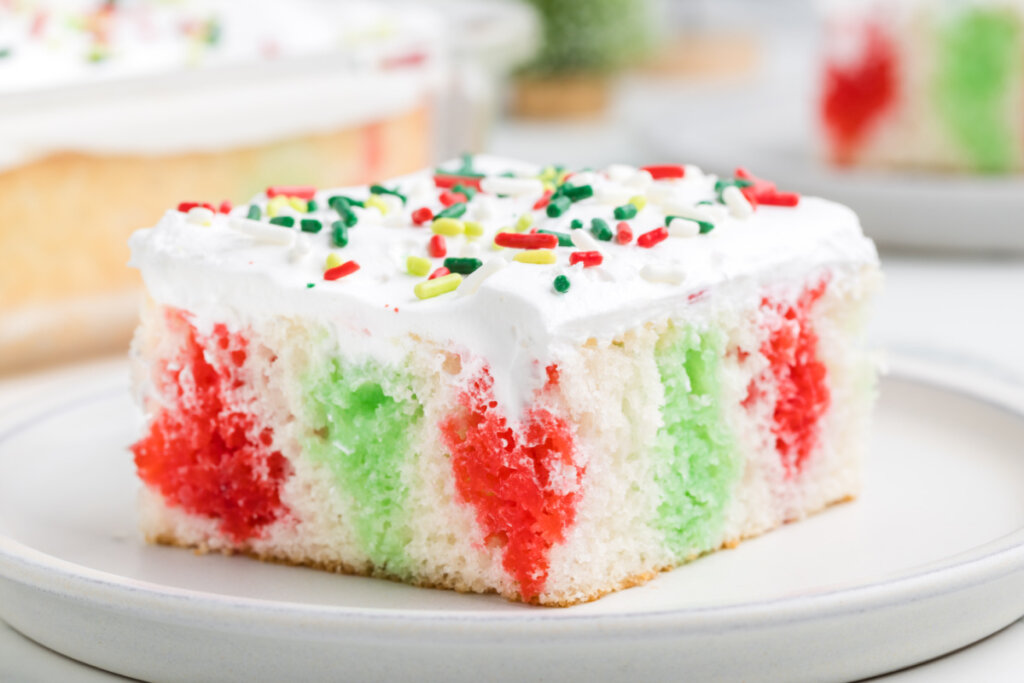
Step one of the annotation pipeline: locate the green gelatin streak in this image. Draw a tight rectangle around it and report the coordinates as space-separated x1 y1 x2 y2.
652 325 741 559
936 9 1021 172
303 359 421 576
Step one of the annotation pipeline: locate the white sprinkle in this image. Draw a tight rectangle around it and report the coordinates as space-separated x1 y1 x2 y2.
460 242 481 258
289 233 312 263
605 164 637 183
570 171 601 187
684 164 706 182
570 229 600 251
641 263 687 285
470 194 497 221
380 194 403 215
406 176 435 204
662 201 715 224
624 169 653 190
458 257 507 297
480 176 545 197
229 217 296 246
187 207 214 226
668 219 701 238
723 185 753 219
595 184 633 205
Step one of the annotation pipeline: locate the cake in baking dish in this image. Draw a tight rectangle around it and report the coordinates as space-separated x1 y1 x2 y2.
128 156 880 605
820 0 1023 172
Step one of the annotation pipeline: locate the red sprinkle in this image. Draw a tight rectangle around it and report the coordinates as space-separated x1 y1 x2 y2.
428 234 447 258
569 250 603 268
324 261 360 281
439 190 467 207
218 200 233 214
266 185 316 200
434 174 483 191
758 191 800 207
177 201 215 213
642 164 686 180
740 186 760 209
735 167 800 207
637 226 669 248
412 207 434 225
429 266 451 279
494 232 559 250
615 221 633 244
533 189 554 211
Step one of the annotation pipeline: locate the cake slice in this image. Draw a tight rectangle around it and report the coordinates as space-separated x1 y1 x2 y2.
128 157 880 605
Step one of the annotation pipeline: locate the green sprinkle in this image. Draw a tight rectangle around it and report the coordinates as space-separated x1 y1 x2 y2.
306 283 315 288
563 185 593 202
590 218 613 241
546 195 571 218
443 257 483 274
329 195 364 209
246 204 261 220
370 184 407 204
696 200 715 207
0 48 12 60
714 178 753 203
537 229 573 247
668 215 715 234
306 199 319 212
614 204 638 220
301 218 323 234
570 219 584 230
553 275 571 293
331 197 358 227
452 183 478 199
269 216 295 228
331 221 349 247
435 169 485 180
435 202 467 220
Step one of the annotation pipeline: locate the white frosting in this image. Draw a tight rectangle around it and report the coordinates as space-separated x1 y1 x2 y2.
0 0 444 171
129 155 879 418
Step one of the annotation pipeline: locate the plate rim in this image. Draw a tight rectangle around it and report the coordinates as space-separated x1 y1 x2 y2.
1 353 1023 633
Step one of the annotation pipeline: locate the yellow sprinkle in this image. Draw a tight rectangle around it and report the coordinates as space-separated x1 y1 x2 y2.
289 197 308 213
557 169 571 184
414 273 462 299
267 196 290 218
406 255 431 277
325 253 343 271
464 221 485 238
513 249 556 265
542 181 555 192
629 195 647 210
365 195 389 215
432 218 465 236
515 214 534 232
539 166 557 182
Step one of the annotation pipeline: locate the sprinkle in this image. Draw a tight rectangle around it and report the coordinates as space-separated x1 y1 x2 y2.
759 191 800 207
407 255 431 276
428 234 448 258
432 218 464 236
187 207 214 226
590 218 613 241
325 253 343 270
218 200 233 214
300 218 322 234
615 221 633 244
306 283 315 288
178 201 214 213
570 219 584 230
330 198 359 227
637 226 669 248
515 214 534 232
290 234 312 263
563 184 594 202
329 195 365 209
270 216 295 228
663 202 715 224
533 190 554 210
246 204 261 220
429 266 451 279
595 185 633 205
412 207 434 225
667 215 713 235
546 195 571 217
569 251 603 267
537 229 573 247
628 195 647 210
513 249 556 265
267 196 291 218
479 176 545 196
365 195 389 215
288 197 308 213
228 217 295 246
624 169 654 190
443 257 483 274
439 190 467 207
415 273 462 299
553 275 571 293
606 164 636 182
370 184 407 204
572 229 600 251
434 173 483 191
642 164 686 180
494 232 559 249
640 264 686 285
324 261 360 281
267 185 316 199
458 257 507 296
464 221 485 238
452 183 478 200
435 202 467 220
614 204 638 220
723 185 753 219
307 199 318 212
331 221 349 247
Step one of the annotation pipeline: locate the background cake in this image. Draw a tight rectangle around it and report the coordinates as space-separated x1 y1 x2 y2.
129 155 880 605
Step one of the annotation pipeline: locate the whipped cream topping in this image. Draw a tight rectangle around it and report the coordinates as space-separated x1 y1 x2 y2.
130 155 879 417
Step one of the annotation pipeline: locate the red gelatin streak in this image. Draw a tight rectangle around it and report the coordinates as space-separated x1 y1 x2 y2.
439 369 582 602
428 234 447 258
132 311 290 543
569 250 603 267
494 232 559 250
266 185 316 199
642 164 686 180
637 227 669 248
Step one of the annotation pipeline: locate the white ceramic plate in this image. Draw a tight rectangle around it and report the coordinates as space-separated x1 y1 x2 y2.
0 357 1022 683
631 83 1024 254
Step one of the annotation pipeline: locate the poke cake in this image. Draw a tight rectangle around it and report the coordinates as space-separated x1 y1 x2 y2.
129 156 880 606
820 0 1024 172
0 0 443 373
